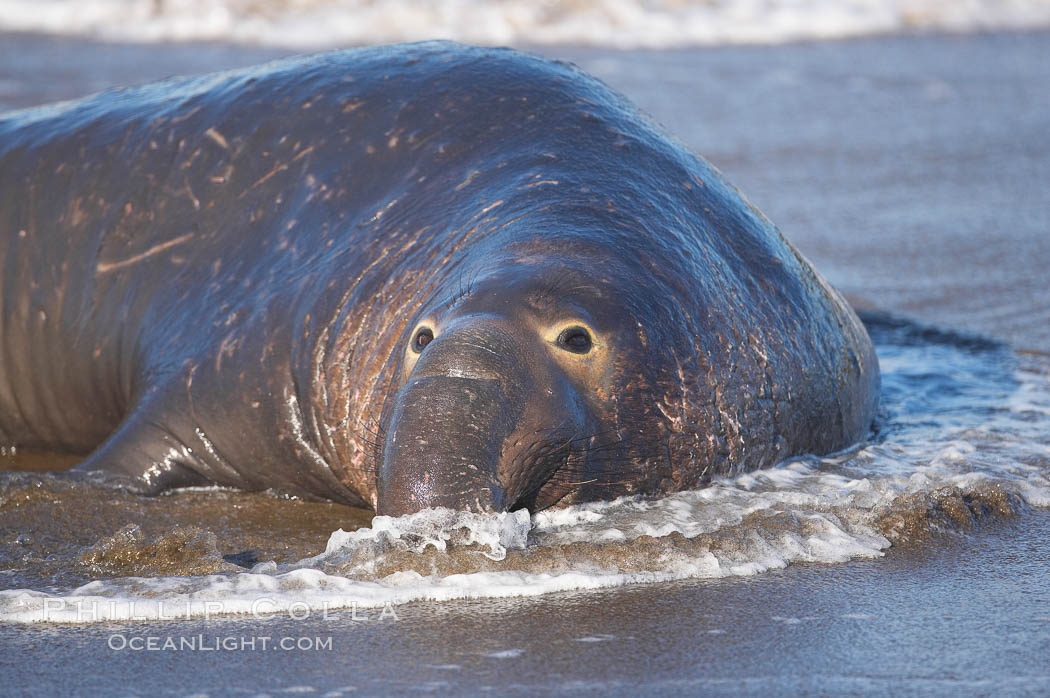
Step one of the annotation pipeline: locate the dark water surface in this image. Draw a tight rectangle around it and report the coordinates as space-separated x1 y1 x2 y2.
1 30 1049 696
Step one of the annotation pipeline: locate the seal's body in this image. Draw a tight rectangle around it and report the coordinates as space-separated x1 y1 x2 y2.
0 42 878 514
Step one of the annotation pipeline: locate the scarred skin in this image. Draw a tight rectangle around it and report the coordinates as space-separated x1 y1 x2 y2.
0 42 879 514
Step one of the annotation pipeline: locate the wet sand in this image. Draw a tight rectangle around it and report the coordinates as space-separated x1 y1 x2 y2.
0 473 372 589
2 511 1048 696
2 30 1049 695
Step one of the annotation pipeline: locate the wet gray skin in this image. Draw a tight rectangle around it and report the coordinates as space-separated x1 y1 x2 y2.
0 42 879 515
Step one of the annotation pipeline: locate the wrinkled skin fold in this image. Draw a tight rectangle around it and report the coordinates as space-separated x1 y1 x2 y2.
0 42 879 515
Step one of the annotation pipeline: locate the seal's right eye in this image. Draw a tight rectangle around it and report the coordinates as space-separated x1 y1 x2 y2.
411 328 434 353
557 326 592 354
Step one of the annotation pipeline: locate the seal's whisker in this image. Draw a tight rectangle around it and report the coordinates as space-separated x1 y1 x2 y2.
359 424 385 441
355 437 384 451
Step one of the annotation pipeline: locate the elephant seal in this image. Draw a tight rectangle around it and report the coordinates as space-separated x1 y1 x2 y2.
0 42 879 515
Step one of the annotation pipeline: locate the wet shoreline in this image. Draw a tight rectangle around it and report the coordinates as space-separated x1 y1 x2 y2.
3 510 1049 695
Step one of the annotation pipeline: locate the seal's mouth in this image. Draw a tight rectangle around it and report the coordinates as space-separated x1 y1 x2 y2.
500 431 589 512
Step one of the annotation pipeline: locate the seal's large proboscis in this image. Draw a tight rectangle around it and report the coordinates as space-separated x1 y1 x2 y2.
0 42 879 514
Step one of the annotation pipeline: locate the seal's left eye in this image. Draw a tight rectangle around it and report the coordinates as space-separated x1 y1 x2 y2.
557 326 592 354
412 328 434 353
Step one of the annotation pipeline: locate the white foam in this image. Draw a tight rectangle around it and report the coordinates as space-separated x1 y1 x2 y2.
0 458 961 624
0 448 1029 623
311 507 530 564
0 0 1048 49
6 446 1045 624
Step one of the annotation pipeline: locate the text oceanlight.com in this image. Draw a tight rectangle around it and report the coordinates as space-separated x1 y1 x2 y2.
108 635 334 651
29 598 400 622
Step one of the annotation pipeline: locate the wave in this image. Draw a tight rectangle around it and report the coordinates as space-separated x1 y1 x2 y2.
1 0 1049 49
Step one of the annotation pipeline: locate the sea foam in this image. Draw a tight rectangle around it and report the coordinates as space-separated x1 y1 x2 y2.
1 0 1048 48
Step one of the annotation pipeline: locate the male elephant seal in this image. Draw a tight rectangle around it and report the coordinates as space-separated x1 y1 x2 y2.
0 42 879 515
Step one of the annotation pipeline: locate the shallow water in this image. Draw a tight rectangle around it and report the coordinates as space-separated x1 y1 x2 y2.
1 28 1049 695
5 511 1050 696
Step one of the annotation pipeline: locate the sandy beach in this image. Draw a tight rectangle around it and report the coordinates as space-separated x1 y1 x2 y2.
1 29 1048 696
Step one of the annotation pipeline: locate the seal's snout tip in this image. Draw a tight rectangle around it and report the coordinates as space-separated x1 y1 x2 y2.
376 483 507 517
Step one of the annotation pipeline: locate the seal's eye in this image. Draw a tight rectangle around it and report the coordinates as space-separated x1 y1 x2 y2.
411 328 434 353
557 326 592 354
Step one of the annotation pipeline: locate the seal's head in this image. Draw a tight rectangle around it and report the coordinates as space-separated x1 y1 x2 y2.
376 242 666 516
359 43 880 517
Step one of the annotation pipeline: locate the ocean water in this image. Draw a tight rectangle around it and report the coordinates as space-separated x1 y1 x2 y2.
0 26 1049 695
0 0 1049 48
